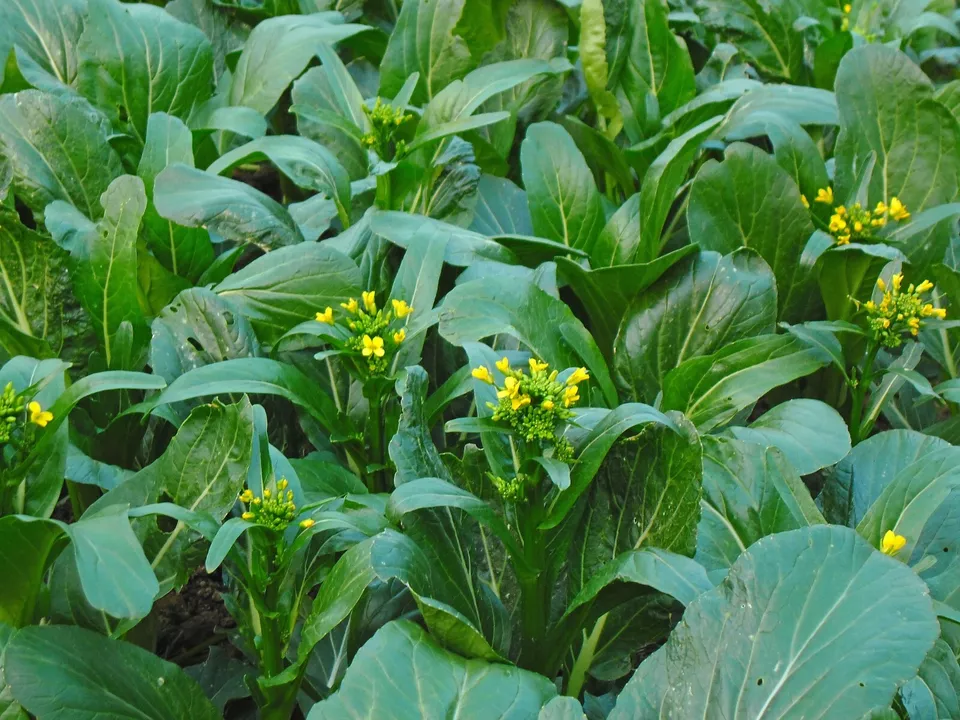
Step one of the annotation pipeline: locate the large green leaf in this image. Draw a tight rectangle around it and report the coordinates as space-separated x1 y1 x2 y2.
835 46 960 270
725 399 851 476
558 245 698 358
469 175 534 236
77 0 213 144
614 250 776 403
610 525 939 718
154 164 304 250
45 175 148 369
370 210 516 266
308 621 558 719
137 112 214 283
696 436 824 574
379 0 476 104
0 515 66 627
901 639 960 719
5 625 219 720
439 275 617 407
150 287 260 387
520 122 605 256
616 0 695 127
688 142 816 321
0 90 122 218
228 13 367 114
214 242 361 345
207 136 351 226
0 0 84 87
165 0 248 83
660 334 831 431
820 430 951 527
0 214 72 357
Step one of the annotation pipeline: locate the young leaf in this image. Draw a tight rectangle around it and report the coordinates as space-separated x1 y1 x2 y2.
0 515 67 627
0 0 85 87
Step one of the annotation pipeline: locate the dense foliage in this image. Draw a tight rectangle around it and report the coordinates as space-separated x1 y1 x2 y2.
2 0 960 717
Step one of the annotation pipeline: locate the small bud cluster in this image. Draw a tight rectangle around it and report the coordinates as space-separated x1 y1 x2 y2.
316 291 413 376
360 98 413 160
0 383 51 445
491 474 527 503
238 479 312 532
806 186 910 246
860 274 946 348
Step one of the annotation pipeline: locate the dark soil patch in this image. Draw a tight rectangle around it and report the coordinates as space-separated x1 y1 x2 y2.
156 569 235 663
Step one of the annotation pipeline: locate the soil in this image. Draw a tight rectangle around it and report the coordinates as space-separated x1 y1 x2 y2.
155 569 235 663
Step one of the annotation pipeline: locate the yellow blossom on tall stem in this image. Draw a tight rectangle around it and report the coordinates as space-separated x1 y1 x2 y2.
880 530 907 556
889 197 910 221
361 335 385 358
28 401 52 428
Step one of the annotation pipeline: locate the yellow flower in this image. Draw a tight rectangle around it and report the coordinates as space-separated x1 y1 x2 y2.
300 518 315 529
908 317 920 335
815 187 834 204
837 233 851 245
242 511 255 520
843 3 851 12
362 291 377 313
315 307 334 324
472 366 494 384
877 277 886 292
889 197 910 221
278 478 288 491
563 385 580 407
498 376 520 400
341 298 359 314
853 221 863 232
829 214 847 233
892 273 903 292
801 194 809 209
512 394 531 411
392 299 413 318
393 329 406 344
542 399 555 410
916 280 934 294
264 489 271 499
566 367 590 386
239 489 254 503
529 358 549 373
874 201 887 215
880 530 907 555
28 401 52 428
361 335 385 358
495 357 511 373
836 205 847 216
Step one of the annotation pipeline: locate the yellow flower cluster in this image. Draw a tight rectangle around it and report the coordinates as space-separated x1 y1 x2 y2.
0 383 51 445
238 479 313 532
809 186 910 245
361 98 413 159
471 357 587 450
315 291 413 375
862 274 946 348
880 529 906 556
841 2 851 31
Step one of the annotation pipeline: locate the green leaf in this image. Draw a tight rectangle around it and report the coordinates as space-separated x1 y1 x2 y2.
542 403 681 530
207 136 351 225
228 13 367 114
389 231 446 369
154 164 304 250
0 515 66 627
521 122 605 255
0 90 122 218
138 112 214 283
856 446 960 559
901 639 960 720
370 210 516 267
468 175 534 236
150 287 260 388
720 84 839 138
614 250 777 403
610 526 939 718
45 175 148 369
660 334 832 432
379 0 476 104
308 621 558 719
77 0 214 144
142 358 338 432
696 436 824 574
580 0 620 125
618 0 696 126
824 430 955 527
439 275 617 407
165 0 248 83
636 116 722 261
836 45 960 221
725 399 851 475
5 625 219 720
214 242 361 346
0 0 85 87
688 142 817 321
